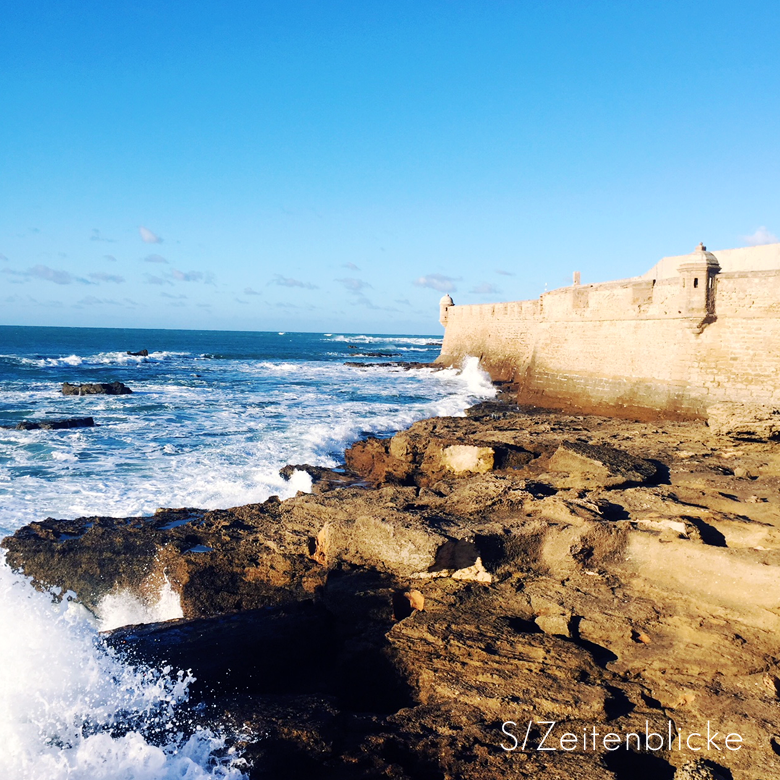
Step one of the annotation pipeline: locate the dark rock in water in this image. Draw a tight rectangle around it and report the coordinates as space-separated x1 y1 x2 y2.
4 416 95 431
62 381 133 395
344 361 438 370
106 602 338 699
126 349 149 357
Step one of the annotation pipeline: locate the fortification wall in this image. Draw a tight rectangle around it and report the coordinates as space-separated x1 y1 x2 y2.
438 265 780 419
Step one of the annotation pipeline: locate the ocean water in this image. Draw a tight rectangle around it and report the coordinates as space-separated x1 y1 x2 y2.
0 325 495 779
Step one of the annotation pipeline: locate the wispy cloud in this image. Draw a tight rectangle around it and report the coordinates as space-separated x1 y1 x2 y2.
1 268 29 283
395 298 411 306
144 254 168 264
271 274 318 289
336 277 372 292
234 298 249 305
30 265 77 285
172 269 203 282
345 292 398 312
144 273 173 286
4 264 93 285
89 272 125 284
342 262 360 270
90 229 115 243
161 292 187 300
413 273 459 292
470 282 500 295
0 253 8 262
139 226 163 244
495 269 515 276
103 254 118 262
74 296 140 308
244 287 262 296
743 226 778 246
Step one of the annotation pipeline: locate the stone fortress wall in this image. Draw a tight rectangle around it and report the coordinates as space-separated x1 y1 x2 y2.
437 243 780 418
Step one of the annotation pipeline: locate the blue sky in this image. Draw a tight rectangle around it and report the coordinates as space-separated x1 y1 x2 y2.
1 1 778 334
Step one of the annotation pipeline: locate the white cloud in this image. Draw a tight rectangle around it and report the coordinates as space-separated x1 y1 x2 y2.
271 274 318 289
470 282 500 295
413 273 460 292
30 265 75 284
336 277 372 292
90 229 115 243
495 269 515 276
342 262 360 270
743 226 778 246
144 273 173 286
144 254 168 264
172 269 204 282
89 272 125 284
139 226 163 244
244 287 262 296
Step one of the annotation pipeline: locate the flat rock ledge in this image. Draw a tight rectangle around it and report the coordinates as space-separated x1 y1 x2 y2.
3 404 780 780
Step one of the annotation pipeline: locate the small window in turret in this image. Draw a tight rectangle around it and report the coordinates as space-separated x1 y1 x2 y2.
693 278 699 288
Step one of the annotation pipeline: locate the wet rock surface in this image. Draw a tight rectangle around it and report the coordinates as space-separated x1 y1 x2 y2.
1 416 95 430
61 381 133 395
4 403 780 779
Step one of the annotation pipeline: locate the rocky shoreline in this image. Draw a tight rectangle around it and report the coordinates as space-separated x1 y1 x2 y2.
3 389 780 779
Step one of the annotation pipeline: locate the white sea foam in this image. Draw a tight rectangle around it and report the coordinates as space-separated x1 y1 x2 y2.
3 350 187 369
0 356 495 534
0 557 246 780
328 334 441 346
0 342 494 776
97 574 184 632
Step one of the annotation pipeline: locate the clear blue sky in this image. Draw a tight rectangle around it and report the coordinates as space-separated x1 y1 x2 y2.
1 1 778 334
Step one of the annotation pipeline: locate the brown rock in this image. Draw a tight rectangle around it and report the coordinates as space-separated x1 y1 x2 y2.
546 440 658 488
707 402 780 440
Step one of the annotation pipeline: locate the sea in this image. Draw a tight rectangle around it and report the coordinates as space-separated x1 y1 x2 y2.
0 325 495 779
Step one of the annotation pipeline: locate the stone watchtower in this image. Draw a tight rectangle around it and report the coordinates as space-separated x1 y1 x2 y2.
439 294 454 326
678 243 720 323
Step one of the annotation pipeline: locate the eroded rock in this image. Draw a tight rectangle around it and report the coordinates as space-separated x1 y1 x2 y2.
62 381 133 395
708 402 780 440
546 440 659 488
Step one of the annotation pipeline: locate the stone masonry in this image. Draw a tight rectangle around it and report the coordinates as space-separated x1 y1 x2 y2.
437 243 780 418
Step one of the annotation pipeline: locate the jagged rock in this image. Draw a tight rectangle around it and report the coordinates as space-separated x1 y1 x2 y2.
126 349 149 356
344 438 413 484
62 381 133 395
707 402 780 440
278 463 364 493
545 440 658 488
6 404 780 778
439 444 495 473
674 759 728 780
2 416 95 431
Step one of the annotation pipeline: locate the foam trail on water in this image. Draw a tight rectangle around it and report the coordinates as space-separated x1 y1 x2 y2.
0 557 246 780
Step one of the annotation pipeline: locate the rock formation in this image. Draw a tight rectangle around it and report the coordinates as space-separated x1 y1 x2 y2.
61 381 133 395
3 402 780 779
1 416 95 430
